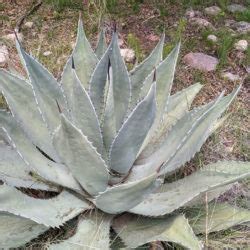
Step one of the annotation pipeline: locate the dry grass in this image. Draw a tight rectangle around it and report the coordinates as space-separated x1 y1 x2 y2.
0 0 249 248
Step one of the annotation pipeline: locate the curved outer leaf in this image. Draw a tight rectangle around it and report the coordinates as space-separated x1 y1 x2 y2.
94 174 161 214
0 111 81 191
129 161 250 216
188 202 250 234
159 86 240 176
49 211 112 250
60 18 98 94
0 69 59 161
53 115 109 196
0 140 55 190
110 83 156 175
112 213 201 249
129 34 165 108
138 43 180 153
109 32 131 130
0 185 92 227
0 212 48 248
70 69 103 154
16 40 68 133
95 29 107 59
139 82 202 161
131 86 240 180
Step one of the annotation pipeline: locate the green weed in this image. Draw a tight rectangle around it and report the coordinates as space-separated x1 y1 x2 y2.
127 33 143 62
234 9 250 22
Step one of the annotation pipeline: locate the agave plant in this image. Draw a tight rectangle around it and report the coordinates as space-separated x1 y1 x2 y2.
0 19 249 249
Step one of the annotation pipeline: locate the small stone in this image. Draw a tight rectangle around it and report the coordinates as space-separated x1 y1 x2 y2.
246 66 250 74
3 33 23 43
225 19 236 27
185 9 195 19
0 45 9 66
207 34 218 43
227 4 247 13
234 40 248 51
24 21 34 28
189 18 213 29
118 39 124 47
221 72 241 82
205 6 221 16
120 48 135 63
183 52 218 72
43 51 52 57
233 21 250 34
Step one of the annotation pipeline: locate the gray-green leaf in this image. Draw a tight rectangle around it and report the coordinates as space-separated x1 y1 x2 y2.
129 161 250 216
49 211 112 250
0 212 47 248
95 29 107 59
0 185 92 227
0 69 59 161
53 115 109 196
16 40 68 133
95 174 160 214
112 213 201 249
129 34 165 108
110 83 156 175
188 202 250 234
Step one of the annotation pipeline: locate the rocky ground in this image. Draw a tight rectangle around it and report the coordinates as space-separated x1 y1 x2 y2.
0 0 249 248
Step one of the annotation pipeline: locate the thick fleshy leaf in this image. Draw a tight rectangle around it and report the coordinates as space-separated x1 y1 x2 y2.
102 70 116 151
188 202 250 234
0 140 55 190
109 32 131 130
132 86 240 180
0 212 48 248
49 211 112 250
70 69 103 154
89 36 112 120
110 83 156 175
139 82 202 160
16 40 68 133
95 29 107 59
95 174 160 214
138 43 181 153
53 115 109 196
0 185 92 227
61 18 98 94
129 34 165 108
159 86 240 176
129 161 250 216
0 69 59 161
112 214 201 249
0 111 81 191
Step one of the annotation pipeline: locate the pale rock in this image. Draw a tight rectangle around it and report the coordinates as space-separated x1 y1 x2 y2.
183 52 218 72
120 48 135 63
234 40 248 51
24 21 34 28
227 4 247 13
185 9 195 19
190 18 213 29
207 34 218 43
118 39 124 47
225 19 236 27
0 45 9 66
205 6 221 16
43 51 52 57
3 33 23 43
221 72 241 82
233 21 250 34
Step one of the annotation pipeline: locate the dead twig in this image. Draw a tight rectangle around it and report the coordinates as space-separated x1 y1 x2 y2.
15 0 43 33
